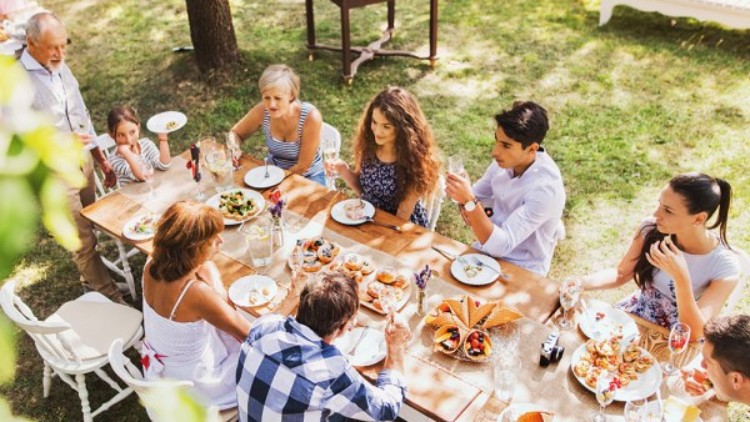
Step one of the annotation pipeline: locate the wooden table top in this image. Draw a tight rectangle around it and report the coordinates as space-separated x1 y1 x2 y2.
82 152 717 421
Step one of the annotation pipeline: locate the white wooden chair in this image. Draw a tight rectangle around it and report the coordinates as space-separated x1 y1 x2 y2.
321 122 342 191
0 279 143 421
93 133 139 299
108 339 239 422
723 248 750 314
423 174 446 231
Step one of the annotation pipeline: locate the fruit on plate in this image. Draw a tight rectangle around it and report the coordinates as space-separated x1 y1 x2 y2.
482 306 523 328
463 329 493 361
433 324 463 354
516 411 554 422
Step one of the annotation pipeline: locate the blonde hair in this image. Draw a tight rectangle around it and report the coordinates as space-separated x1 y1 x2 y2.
149 201 224 282
258 64 300 100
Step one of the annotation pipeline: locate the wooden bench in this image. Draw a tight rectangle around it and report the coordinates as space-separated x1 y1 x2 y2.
600 0 750 29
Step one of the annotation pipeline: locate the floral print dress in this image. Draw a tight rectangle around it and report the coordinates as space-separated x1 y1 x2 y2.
359 158 429 228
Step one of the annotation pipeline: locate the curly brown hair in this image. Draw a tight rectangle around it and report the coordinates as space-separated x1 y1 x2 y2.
352 87 440 205
149 201 224 282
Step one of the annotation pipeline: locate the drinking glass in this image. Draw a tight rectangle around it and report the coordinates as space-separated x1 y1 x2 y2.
205 144 234 192
558 277 582 330
663 322 691 375
240 218 274 268
641 398 663 422
593 372 616 421
624 399 646 422
448 154 464 175
140 158 155 200
226 131 242 170
380 287 397 316
323 137 338 190
495 321 520 364
493 354 520 402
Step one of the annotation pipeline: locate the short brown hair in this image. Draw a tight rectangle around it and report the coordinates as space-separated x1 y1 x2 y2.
705 314 750 377
149 201 224 282
296 272 359 338
107 106 140 137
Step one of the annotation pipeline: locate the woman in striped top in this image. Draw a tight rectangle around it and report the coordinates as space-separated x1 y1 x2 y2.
107 106 171 185
229 64 325 185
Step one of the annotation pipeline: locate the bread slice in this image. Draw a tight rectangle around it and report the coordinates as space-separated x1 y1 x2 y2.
482 307 523 328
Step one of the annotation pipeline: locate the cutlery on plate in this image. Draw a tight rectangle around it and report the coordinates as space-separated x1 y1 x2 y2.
347 327 370 355
431 245 457 260
263 157 270 178
470 256 511 280
580 299 602 340
363 216 401 232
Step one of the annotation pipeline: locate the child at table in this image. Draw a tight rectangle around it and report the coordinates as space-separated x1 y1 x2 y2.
581 173 741 340
107 106 171 185
325 87 440 227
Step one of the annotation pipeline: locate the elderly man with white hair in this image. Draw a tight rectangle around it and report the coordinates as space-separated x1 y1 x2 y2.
21 11 124 303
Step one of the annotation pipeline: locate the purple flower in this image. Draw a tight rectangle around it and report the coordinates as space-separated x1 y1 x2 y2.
414 265 432 290
269 199 285 219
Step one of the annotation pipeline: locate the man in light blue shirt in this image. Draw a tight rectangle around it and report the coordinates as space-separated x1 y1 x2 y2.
445 101 565 276
21 12 123 302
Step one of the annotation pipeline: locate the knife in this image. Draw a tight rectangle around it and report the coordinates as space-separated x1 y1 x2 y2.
347 327 370 356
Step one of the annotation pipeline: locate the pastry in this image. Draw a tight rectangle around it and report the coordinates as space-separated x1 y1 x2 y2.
445 298 469 326
343 253 363 271
302 261 322 272
482 306 523 328
317 244 337 263
468 301 496 328
360 259 375 275
376 267 397 284
517 411 554 422
366 280 385 299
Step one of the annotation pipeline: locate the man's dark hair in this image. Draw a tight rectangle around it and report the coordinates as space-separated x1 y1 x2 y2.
296 272 359 339
494 101 549 149
705 314 750 377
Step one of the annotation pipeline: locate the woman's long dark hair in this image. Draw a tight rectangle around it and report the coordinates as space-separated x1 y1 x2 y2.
633 173 732 290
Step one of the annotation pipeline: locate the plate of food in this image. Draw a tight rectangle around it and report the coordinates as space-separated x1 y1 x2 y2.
424 295 523 363
228 275 278 308
244 165 285 189
333 327 387 367
122 213 158 241
330 198 375 226
290 236 342 273
146 111 187 134
579 299 639 341
206 189 265 225
570 335 662 401
661 396 703 422
497 404 554 422
450 253 501 286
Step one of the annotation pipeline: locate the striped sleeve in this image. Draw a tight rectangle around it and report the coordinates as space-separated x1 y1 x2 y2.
140 138 170 170
109 153 137 185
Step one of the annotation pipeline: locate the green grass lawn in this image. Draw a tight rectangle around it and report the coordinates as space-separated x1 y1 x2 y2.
3 0 750 419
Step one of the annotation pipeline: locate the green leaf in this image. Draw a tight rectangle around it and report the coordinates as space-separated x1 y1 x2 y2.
141 385 216 422
39 178 81 252
0 178 38 280
0 316 16 385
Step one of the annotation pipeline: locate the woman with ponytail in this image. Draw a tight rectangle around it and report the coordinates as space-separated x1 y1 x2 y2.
582 173 741 339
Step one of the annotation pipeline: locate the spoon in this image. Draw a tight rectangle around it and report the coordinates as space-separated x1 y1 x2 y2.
363 216 401 232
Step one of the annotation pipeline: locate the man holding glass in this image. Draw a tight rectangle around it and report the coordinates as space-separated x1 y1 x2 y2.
236 272 411 421
445 101 566 276
21 12 123 302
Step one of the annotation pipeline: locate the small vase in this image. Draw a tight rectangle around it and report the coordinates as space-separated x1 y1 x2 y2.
271 217 284 249
416 288 427 316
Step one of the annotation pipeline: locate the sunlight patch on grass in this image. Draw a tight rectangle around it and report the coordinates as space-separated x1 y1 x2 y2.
7 265 49 290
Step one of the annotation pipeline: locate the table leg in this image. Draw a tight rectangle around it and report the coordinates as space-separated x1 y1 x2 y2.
305 0 316 61
340 2 353 83
387 0 395 30
429 0 438 68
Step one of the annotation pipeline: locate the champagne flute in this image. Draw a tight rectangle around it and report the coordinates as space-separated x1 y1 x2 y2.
323 137 338 191
447 154 464 204
558 277 582 330
226 131 242 170
140 158 155 200
593 372 616 422
663 322 691 375
624 399 646 422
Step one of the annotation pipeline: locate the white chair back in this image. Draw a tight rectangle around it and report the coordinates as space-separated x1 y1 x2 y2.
423 174 446 231
321 122 342 155
724 248 750 314
0 280 85 364
107 338 193 395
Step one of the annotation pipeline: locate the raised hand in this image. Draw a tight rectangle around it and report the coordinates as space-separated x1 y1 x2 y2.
645 235 689 282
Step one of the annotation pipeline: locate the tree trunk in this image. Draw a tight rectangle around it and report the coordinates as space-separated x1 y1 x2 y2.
184 0 239 75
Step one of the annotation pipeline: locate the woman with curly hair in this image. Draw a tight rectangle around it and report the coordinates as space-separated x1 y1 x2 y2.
326 87 440 227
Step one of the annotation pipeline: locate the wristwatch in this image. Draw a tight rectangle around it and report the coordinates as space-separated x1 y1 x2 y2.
462 198 479 212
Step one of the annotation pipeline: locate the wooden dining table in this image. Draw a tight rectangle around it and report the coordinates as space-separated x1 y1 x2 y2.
81 151 727 421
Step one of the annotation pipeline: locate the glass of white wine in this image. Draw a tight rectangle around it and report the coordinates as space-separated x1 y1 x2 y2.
323 137 338 190
558 277 582 330
593 371 616 422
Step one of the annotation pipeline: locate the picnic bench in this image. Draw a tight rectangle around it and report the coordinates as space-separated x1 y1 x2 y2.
600 0 750 29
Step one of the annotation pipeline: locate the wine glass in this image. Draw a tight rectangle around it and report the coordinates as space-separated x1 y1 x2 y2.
380 287 397 316
624 399 646 422
323 137 338 191
140 158 155 200
558 277 582 330
663 322 691 375
448 154 464 175
593 371 616 421
641 397 663 422
226 131 242 170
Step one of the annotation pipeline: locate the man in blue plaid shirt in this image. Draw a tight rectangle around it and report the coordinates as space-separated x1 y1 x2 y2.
236 272 411 421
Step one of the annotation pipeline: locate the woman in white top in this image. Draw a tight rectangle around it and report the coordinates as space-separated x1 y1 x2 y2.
583 173 741 340
141 201 251 409
107 106 171 185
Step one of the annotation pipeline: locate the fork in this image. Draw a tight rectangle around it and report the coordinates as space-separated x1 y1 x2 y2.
363 216 401 232
347 327 370 355
471 256 511 280
263 157 270 178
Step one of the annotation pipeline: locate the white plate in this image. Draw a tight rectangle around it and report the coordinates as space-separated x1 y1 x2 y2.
497 403 554 422
450 253 500 286
122 214 158 241
146 111 187 134
659 396 704 422
330 199 376 226
206 188 265 226
579 299 639 340
333 327 386 367
243 165 285 189
228 275 278 308
570 342 662 402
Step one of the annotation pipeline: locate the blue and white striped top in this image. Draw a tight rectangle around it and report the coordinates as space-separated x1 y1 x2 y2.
263 101 324 177
110 138 169 185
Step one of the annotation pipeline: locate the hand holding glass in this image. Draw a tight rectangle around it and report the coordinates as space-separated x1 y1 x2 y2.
558 278 582 330
663 322 691 375
226 131 242 170
323 137 338 190
593 372 616 422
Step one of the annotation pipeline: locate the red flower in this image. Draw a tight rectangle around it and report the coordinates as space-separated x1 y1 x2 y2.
269 189 282 204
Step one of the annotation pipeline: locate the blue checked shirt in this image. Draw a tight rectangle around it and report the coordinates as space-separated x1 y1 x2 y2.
236 314 407 421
